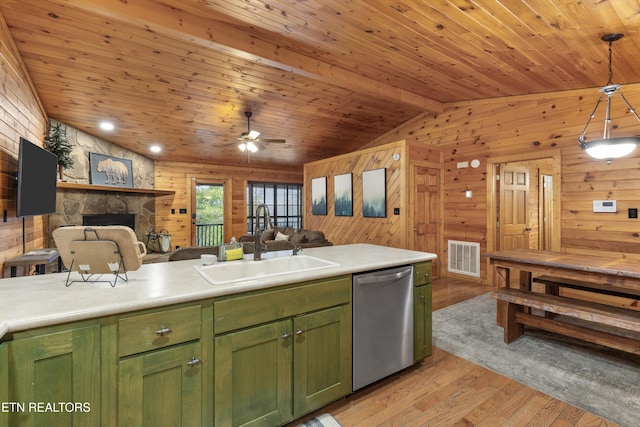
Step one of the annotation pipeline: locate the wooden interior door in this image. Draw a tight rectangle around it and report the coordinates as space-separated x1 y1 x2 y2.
499 163 530 250
412 166 440 277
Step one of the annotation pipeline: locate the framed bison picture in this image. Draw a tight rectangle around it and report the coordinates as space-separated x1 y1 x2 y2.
89 152 134 187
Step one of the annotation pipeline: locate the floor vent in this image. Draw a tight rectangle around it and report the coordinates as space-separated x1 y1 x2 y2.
448 240 480 277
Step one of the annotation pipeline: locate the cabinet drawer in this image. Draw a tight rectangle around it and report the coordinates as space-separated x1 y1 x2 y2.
414 262 432 286
118 305 201 357
214 275 351 334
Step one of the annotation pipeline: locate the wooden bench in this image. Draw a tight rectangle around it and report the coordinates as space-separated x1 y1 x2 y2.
492 287 640 355
532 275 640 299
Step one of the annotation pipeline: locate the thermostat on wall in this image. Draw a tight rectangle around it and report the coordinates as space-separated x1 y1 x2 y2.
593 200 617 213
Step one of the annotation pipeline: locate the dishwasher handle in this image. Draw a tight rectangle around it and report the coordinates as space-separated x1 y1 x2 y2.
355 268 412 285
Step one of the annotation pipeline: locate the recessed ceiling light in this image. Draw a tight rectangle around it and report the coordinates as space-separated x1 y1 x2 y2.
99 121 115 131
150 145 162 153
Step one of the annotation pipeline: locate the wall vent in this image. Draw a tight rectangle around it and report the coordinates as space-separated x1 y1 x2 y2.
448 240 480 277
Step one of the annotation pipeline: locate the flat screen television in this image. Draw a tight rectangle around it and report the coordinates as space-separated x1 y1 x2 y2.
17 137 58 217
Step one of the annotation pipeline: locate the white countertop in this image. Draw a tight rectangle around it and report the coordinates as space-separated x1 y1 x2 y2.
0 244 435 339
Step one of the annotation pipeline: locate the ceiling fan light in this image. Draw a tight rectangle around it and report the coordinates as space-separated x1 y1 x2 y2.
238 142 247 152
583 137 638 160
247 141 259 153
248 130 260 139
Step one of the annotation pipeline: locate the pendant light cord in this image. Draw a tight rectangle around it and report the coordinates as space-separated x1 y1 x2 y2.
606 40 614 86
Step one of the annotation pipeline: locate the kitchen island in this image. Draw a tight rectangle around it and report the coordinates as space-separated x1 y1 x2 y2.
0 243 435 426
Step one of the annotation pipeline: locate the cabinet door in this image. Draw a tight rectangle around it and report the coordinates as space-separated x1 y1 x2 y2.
118 341 202 427
414 284 433 361
293 304 351 416
215 319 292 427
9 324 101 427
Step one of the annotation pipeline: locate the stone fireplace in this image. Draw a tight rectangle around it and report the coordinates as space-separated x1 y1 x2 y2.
49 190 155 244
44 119 158 246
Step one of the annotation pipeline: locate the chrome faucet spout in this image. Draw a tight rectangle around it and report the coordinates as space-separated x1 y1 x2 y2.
254 203 272 260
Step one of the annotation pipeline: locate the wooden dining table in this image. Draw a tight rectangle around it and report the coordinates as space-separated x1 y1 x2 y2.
486 248 640 296
485 249 640 353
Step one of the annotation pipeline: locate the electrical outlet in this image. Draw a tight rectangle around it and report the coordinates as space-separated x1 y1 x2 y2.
179 208 187 214
629 208 638 219
393 208 400 215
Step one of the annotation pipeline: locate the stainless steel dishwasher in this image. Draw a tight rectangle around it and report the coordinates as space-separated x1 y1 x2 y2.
352 265 414 391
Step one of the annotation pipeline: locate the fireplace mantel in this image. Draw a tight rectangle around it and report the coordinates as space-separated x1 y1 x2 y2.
57 182 174 196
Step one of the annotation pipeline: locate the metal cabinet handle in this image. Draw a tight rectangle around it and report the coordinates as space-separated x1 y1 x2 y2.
295 329 305 336
424 273 430 278
155 326 172 336
419 295 426 300
281 332 292 339
186 357 201 367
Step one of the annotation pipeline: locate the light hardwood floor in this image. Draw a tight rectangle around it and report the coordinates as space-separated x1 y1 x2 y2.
293 277 617 427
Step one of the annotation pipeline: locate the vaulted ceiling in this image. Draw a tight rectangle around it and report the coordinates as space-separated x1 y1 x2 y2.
1 0 639 169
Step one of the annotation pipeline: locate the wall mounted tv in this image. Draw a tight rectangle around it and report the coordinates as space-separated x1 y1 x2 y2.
17 137 58 217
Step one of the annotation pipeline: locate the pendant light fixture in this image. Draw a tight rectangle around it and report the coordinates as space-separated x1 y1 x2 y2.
578 33 640 163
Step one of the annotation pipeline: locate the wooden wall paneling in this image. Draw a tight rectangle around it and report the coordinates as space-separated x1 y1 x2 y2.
154 161 303 249
560 149 640 259
303 140 409 249
374 88 629 283
0 10 47 274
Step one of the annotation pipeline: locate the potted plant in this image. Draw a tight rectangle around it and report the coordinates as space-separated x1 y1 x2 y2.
44 121 74 181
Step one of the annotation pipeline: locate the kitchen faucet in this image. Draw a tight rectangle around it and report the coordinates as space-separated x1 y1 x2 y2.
254 203 273 260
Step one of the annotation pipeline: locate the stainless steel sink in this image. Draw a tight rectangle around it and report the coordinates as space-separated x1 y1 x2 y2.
194 254 339 285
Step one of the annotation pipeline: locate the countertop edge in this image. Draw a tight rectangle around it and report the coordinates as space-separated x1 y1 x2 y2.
0 322 8 340
0 244 436 339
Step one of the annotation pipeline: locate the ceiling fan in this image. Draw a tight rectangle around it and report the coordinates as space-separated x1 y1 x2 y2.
237 111 286 153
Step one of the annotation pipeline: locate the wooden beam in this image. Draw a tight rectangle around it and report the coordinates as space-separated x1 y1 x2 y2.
45 0 443 113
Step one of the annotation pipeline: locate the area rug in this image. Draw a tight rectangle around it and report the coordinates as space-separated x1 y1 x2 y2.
433 293 640 427
295 413 342 427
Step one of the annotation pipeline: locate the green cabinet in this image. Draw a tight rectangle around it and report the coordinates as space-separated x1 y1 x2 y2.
214 320 292 426
0 343 8 427
0 260 431 427
293 304 351 415
214 276 352 427
7 324 101 427
414 261 433 361
116 303 208 427
118 341 203 427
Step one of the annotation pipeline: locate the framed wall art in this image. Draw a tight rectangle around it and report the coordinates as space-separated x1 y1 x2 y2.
311 176 327 215
362 168 386 218
334 173 353 216
89 152 134 187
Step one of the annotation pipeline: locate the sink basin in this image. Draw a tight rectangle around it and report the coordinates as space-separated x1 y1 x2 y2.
194 254 339 285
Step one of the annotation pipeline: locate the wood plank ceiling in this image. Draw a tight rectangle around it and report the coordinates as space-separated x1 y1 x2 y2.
1 0 640 169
